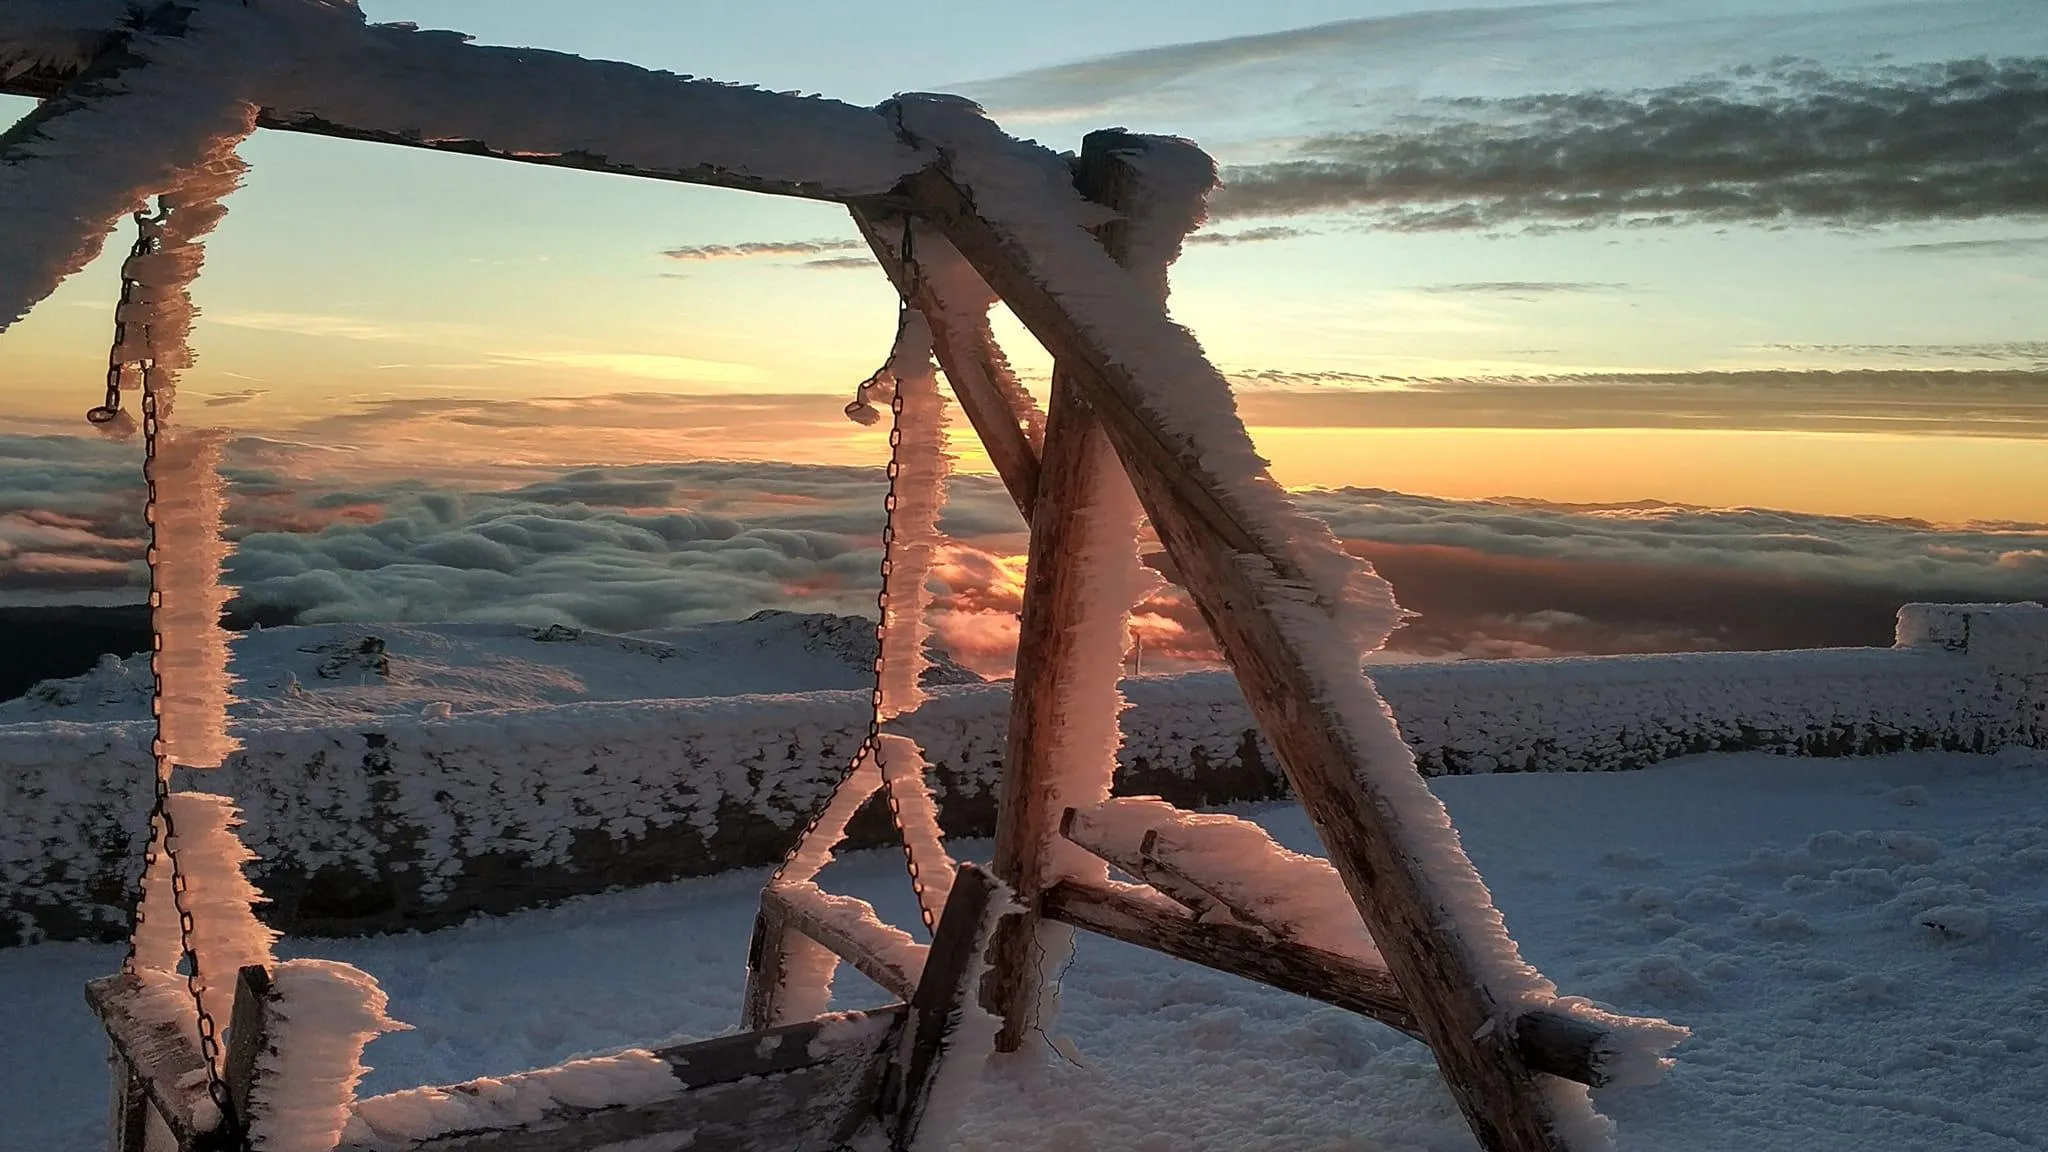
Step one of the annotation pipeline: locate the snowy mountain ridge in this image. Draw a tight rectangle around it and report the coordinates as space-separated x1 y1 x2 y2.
0 610 981 726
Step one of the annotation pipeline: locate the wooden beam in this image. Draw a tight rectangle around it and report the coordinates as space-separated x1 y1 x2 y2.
342 1009 907 1152
763 881 925 1004
85 973 214 1148
1057 806 1242 924
1045 878 1417 1028
904 157 1583 1150
880 862 1004 1150
1 19 929 207
1044 881 1615 1087
981 128 1179 1053
740 902 795 1031
849 209 1042 520
107 1045 150 1152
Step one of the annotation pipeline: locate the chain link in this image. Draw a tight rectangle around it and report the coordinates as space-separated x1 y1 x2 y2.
769 216 937 937
105 203 246 1146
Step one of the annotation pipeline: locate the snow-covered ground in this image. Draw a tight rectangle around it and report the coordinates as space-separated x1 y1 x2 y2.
6 748 2045 1151
0 611 980 725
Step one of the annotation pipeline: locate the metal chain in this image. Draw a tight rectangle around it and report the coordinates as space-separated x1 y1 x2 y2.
769 216 937 937
104 203 245 1144
86 210 161 428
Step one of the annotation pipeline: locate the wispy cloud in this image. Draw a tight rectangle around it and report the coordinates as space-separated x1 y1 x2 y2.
486 351 770 386
1211 56 2048 231
661 239 865 262
1230 368 2048 438
1884 236 2048 257
1415 281 1635 297
1185 225 1316 247
202 389 268 408
800 255 877 270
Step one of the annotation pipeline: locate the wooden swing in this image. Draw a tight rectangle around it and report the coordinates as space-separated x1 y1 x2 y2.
69 203 1011 1152
4 6 1687 1149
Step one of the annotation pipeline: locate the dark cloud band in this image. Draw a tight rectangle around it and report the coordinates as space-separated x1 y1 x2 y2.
1212 56 2048 231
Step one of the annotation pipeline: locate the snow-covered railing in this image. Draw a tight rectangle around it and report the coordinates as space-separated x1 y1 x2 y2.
3 602 2042 947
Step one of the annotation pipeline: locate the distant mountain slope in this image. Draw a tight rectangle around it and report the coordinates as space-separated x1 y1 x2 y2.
0 605 152 702
0 610 980 725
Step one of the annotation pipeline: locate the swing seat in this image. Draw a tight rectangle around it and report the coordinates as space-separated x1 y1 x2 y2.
89 863 1009 1152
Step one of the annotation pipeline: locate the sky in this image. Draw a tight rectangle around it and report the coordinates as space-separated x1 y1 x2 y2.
2 0 2047 664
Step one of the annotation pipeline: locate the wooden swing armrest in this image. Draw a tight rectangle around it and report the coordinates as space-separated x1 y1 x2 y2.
763 881 927 1003
85 973 218 1146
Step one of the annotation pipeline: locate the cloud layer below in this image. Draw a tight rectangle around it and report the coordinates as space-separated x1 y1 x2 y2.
4 437 2043 673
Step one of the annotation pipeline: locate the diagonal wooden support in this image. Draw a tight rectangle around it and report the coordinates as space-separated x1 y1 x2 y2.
849 209 1043 520
877 862 1007 1150
901 151 1588 1152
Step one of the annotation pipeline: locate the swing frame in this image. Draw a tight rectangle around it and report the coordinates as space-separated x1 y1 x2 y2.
2 6 1682 1150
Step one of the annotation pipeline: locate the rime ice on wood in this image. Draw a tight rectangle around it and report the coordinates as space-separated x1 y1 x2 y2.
343 1048 682 1148
905 879 1024 1151
260 8 931 198
1257 567 1687 1146
0 0 263 332
913 222 1047 449
1070 796 1387 964
253 959 408 1152
887 94 1405 656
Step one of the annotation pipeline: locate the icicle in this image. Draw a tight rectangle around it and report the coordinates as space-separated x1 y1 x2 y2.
877 308 950 721
252 959 410 1152
877 733 956 929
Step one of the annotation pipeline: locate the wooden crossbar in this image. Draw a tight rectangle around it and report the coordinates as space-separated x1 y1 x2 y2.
1040 878 1616 1086
86 974 217 1150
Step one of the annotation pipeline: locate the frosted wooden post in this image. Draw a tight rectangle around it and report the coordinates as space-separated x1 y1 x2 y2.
980 130 1188 1050
222 965 275 1145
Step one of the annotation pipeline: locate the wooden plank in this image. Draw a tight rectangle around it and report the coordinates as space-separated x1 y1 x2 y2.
108 1046 151 1152
1043 880 1612 1086
982 128 1176 1053
1044 878 1417 1033
764 881 925 1004
0 21 927 208
902 160 1582 1151
222 965 273 1142
343 1010 906 1152
1057 806 1235 922
85 974 214 1149
880 863 1004 1149
848 209 1042 520
740 903 794 1032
